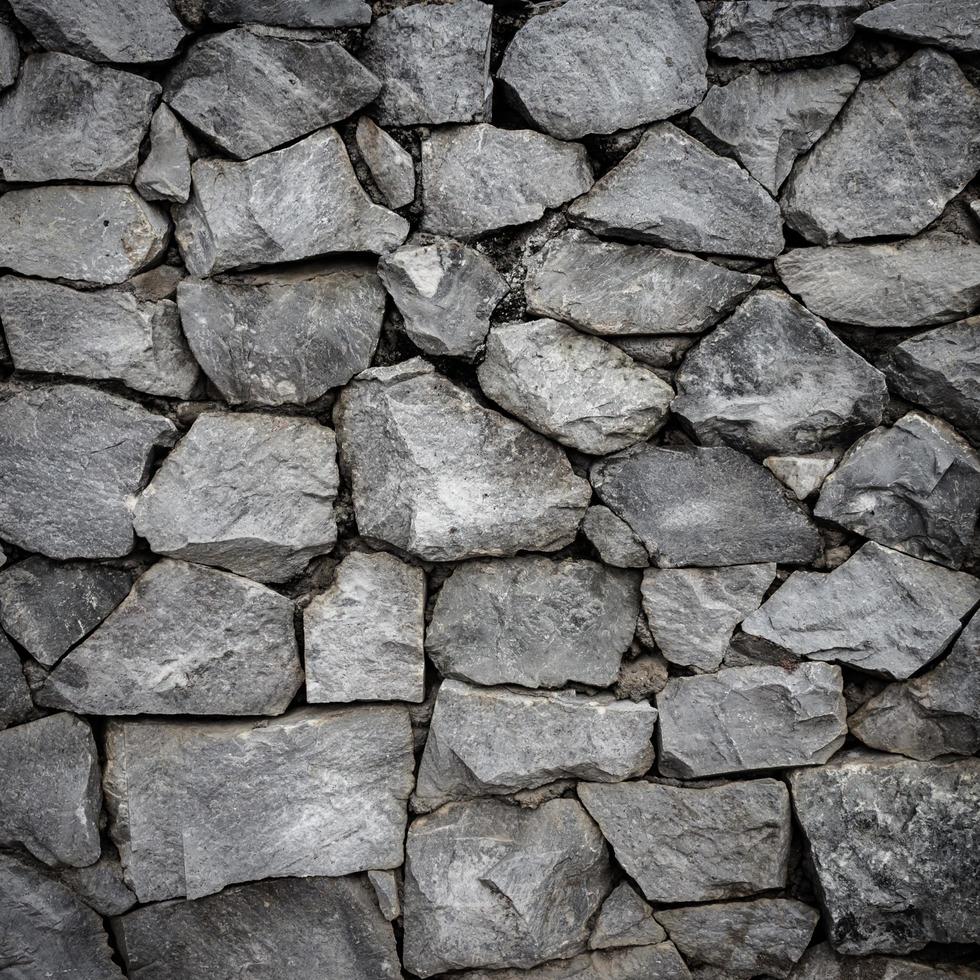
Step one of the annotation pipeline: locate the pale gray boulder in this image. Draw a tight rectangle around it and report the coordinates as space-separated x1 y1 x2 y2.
135 103 193 204
203 0 371 26
569 123 783 258
402 798 612 977
578 778 791 903
460 944 693 980
582 505 648 568
177 263 385 405
58 850 137 918
334 360 590 561
790 942 980 979
0 633 31 730
304 551 425 704
368 869 401 921
590 882 666 950
856 0 980 52
789 751 980 954
356 117 415 209
0 24 18 88
742 542 980 679
764 453 838 499
104 705 415 901
0 385 176 560
426 556 638 688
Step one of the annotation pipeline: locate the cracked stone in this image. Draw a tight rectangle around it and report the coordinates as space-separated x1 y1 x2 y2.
856 0 980 54
356 117 415 209
0 632 31 730
582 505 648 569
590 882 666 950
459 944 692 980
764 453 838 499
135 103 193 204
203 0 371 26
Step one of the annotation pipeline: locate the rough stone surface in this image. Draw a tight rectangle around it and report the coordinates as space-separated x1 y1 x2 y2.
334 360 590 561
0 24 18 88
590 881 667 950
460 944 693 979
135 103 193 204
0 632 31 730
790 943 980 979
402 798 612 977
426 556 638 688
134 412 339 583
59 851 137 917
578 778 791 903
203 0 372 26
304 550 425 704
765 453 838 499
368 869 401 921
356 116 415 209
582 505 648 568
856 0 980 53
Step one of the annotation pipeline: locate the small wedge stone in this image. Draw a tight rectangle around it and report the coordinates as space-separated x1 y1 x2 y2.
368 869 401 921
135 103 193 203
0 24 18 88
356 117 415 209
582 505 648 568
0 633 31 730
855 0 980 52
764 454 837 499
590 882 666 950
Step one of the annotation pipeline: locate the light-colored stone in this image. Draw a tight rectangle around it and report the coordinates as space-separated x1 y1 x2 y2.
764 454 837 499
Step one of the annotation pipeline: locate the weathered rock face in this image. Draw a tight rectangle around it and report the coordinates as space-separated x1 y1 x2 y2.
177 263 385 405
789 942 979 979
789 752 980 954
58 850 137 917
742 542 980 679
426 556 638 688
402 798 612 977
815 412 980 568
582 505 648 568
334 360 590 561
135 103 193 203
578 778 791 902
133 412 339 583
369 869 400 922
304 550 425 704
0 385 176 560
590 881 667 950
460 944 693 980
112 875 402 980
104 705 415 901
569 123 784 258
0 633 32 730
355 117 415 209
0 25 19 88
203 0 372 26
855 0 980 52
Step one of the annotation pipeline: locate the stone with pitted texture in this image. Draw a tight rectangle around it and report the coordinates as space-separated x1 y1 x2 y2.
590 881 666 951
356 117 415 209
135 103 193 204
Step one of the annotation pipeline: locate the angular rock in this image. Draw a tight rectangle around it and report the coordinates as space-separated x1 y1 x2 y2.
112 875 401 980
0 712 101 867
134 412 338 583
0 24 18 89
790 943 980 979
135 103 193 204
0 53 159 183
789 751 980 953
304 551 425 704
0 185 170 285
742 542 980 679
0 276 199 399
0 631 31 730
203 0 371 26
582 505 648 568
421 124 593 239
691 66 859 194
460 944 693 980
427 556 638 688
105 705 414 901
856 0 980 53
765 453 837 499
656 899 819 978
497 0 707 140
782 51 980 244
356 116 415 209
578 778 791 903
360 0 492 126
0 385 176 559
59 851 137 917
379 239 507 357
177 263 384 405
590 882 667 950
641 563 776 671
592 443 821 567
166 29 379 159
403 798 611 976
478 318 674 455
815 412 980 568
175 128 408 276
525 229 759 337
673 290 887 457
334 359 590 561
368 869 400 921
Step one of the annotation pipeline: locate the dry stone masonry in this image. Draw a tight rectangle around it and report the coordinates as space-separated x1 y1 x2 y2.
0 1 978 978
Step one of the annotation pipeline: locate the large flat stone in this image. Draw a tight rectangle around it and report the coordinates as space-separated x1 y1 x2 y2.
203 0 372 26
459 944 693 980
855 0 980 53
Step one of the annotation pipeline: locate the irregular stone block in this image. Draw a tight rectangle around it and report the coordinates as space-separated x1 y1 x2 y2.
0 24 18 88
856 0 980 52
203 0 371 26
368 868 400 921
356 116 415 209
0 632 31 730
790 942 980 979
59 850 137 917
590 881 666 950
764 453 837 500
582 505 648 569
135 103 193 203
460 944 693 980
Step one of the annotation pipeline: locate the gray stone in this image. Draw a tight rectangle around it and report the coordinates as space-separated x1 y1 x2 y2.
790 943 980 979
592 443 821 567
304 550 425 704
360 0 492 127
742 542 980 679
497 0 707 140
460 944 692 980
478 318 674 455
578 778 791 903
607 335 697 368
582 505 648 568
0 556 133 667
356 117 415 209
368 868 400 921
379 239 507 357
166 29 378 159
427 556 638 688
673 291 887 458
691 66 859 194
525 229 759 337
856 0 980 53
112 875 401 980
789 751 980 954
0 185 170 285
0 632 30 730
104 705 414 901
0 712 101 867
656 899 819 979
0 385 176 560
414 680 657 811
177 263 384 405
59 852 136 917
403 798 612 977
0 24 18 88
0 276 199 399
641 563 776 671
421 123 593 239
590 882 667 951
334 359 590 561
203 0 371 26
135 103 193 204
0 53 159 183
657 662 847 777
782 51 980 244
815 412 980 568
569 123 783 259
765 453 837 499
175 129 408 276
38 560 302 716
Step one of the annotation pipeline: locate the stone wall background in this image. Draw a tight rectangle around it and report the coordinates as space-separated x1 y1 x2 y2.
0 0 978 977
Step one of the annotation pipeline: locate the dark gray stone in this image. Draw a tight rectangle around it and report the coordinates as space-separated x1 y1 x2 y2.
856 0 980 53
460 944 693 980
608 334 699 368
203 0 371 26
582 505 648 568
59 851 137 917
135 103 193 204
0 24 18 88
790 942 980 979
590 881 666 951
0 631 31 731
356 117 415 209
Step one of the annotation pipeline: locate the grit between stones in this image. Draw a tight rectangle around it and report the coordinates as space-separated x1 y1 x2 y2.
0 0 979 978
